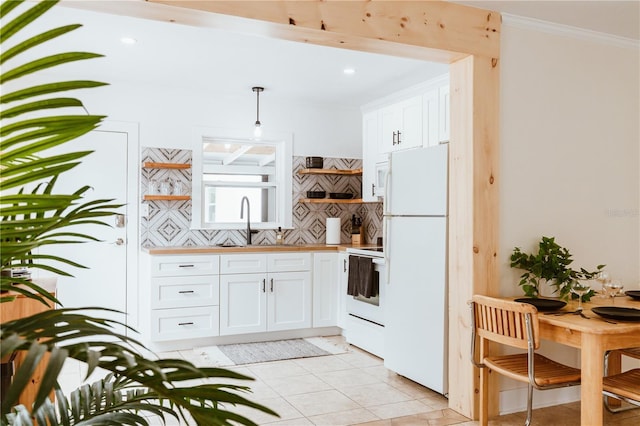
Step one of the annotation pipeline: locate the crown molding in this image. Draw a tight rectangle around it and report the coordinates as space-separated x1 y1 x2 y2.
502 13 639 50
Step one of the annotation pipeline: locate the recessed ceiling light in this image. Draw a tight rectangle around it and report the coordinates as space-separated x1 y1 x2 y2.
120 37 137 45
343 68 356 75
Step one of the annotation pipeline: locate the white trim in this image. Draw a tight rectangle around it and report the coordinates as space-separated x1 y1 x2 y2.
97 120 140 332
502 13 639 50
499 385 580 415
192 126 293 231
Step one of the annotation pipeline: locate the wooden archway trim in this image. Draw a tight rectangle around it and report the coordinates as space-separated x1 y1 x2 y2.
149 1 500 61
146 0 501 419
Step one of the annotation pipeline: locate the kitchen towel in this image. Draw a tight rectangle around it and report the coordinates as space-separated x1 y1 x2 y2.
347 255 378 298
326 217 341 244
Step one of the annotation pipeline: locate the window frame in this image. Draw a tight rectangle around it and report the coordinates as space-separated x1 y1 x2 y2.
191 126 292 230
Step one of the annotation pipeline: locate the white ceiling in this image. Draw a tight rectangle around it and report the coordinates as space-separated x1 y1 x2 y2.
27 5 448 107
21 1 638 108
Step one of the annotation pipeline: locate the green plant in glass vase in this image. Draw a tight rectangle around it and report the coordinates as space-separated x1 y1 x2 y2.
510 236 605 301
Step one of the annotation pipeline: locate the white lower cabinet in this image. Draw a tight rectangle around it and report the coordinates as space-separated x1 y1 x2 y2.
147 254 220 342
336 252 349 329
145 251 339 343
312 252 339 327
151 306 219 341
219 253 312 336
268 271 311 331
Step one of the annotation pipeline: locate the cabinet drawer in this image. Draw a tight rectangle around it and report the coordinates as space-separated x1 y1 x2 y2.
151 306 219 341
151 255 219 277
151 276 219 309
267 253 311 272
220 254 267 274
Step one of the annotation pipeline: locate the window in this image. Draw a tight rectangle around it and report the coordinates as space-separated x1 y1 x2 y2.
192 128 292 230
203 173 274 224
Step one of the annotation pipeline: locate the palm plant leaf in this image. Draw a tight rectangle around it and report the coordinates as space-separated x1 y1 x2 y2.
1 97 84 118
1 80 108 104
1 1 277 424
1 24 82 65
0 0 56 44
1 309 278 425
1 52 104 84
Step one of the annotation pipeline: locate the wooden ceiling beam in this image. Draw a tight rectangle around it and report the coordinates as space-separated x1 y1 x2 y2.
147 0 501 62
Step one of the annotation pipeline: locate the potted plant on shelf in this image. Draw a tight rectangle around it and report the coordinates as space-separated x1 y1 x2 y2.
510 236 605 301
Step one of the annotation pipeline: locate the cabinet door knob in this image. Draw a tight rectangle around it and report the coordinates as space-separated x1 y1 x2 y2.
270 278 274 292
392 131 397 145
178 322 194 326
262 278 266 292
397 130 402 144
178 290 194 294
343 259 347 272
371 183 376 196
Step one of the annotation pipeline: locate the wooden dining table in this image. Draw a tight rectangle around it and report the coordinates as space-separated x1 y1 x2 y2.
537 293 640 425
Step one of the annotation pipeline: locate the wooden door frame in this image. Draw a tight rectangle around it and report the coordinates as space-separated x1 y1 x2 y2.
76 0 501 418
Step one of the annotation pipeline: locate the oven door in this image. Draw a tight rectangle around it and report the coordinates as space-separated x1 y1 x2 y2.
345 258 385 326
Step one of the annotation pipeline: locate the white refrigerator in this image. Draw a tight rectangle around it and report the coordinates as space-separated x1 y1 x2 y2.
383 144 448 395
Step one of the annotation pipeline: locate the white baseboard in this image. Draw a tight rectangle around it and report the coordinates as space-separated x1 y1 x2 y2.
499 385 580 415
146 326 341 352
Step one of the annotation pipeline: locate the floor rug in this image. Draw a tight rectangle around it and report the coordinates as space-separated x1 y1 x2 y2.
196 337 348 366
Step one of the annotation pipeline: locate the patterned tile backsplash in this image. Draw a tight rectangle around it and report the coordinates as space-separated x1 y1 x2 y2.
141 148 383 247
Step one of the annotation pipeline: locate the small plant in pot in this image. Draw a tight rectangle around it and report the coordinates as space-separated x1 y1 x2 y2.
510 236 605 301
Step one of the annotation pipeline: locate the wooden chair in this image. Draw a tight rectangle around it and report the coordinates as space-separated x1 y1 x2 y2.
470 295 582 426
603 347 640 412
603 369 640 410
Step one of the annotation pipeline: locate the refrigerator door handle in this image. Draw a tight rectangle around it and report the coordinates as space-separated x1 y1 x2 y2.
383 154 392 283
383 156 391 215
384 216 391 284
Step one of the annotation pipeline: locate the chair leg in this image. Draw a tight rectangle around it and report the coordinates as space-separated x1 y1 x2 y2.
603 350 634 412
480 367 489 426
525 383 533 426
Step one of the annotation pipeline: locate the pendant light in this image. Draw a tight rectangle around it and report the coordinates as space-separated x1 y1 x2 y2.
252 86 264 138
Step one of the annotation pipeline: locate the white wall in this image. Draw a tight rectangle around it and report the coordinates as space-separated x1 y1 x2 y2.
77 81 362 159
497 20 639 412
500 22 639 294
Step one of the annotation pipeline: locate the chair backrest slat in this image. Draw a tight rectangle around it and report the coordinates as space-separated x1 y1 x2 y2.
472 295 540 350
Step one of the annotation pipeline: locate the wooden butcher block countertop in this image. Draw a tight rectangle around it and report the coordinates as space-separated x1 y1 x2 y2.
144 243 382 255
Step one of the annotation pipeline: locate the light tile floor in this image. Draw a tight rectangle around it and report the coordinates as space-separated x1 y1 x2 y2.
58 335 640 425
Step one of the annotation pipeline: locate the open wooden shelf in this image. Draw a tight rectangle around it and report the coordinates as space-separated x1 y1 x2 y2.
299 198 380 204
143 195 191 201
143 162 191 169
298 168 362 176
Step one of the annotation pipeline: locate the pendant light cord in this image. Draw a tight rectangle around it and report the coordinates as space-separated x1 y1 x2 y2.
253 86 264 126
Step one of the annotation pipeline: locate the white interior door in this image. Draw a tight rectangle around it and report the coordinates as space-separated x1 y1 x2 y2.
43 127 131 331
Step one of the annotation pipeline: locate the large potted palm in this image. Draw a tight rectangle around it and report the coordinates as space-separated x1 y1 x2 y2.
0 1 276 424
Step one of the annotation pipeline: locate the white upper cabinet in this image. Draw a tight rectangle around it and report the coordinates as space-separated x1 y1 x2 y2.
438 84 450 143
361 75 449 200
379 95 423 154
422 88 440 147
362 110 380 202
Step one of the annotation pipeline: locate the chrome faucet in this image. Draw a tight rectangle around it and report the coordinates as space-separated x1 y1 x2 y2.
240 196 252 245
